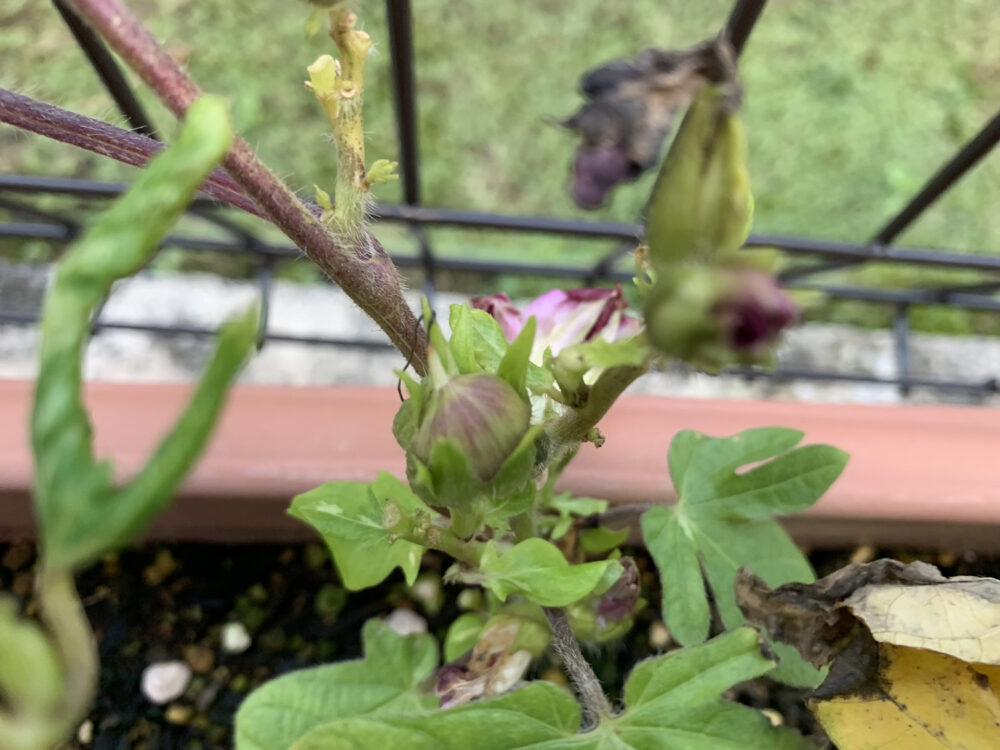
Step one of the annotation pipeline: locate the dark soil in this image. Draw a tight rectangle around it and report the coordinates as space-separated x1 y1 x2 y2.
0 541 990 749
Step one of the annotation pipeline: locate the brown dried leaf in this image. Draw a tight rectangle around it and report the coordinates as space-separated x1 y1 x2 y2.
563 39 738 208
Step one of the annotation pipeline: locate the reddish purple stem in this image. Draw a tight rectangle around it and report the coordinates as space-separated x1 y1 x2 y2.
0 88 267 220
22 0 427 373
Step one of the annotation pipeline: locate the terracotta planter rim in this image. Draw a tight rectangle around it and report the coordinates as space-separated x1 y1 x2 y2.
2 380 998 550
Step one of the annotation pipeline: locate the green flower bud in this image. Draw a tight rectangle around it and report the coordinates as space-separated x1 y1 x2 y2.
645 264 797 373
414 373 530 483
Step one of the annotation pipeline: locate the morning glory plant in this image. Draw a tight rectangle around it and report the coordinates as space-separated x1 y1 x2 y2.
2 3 848 749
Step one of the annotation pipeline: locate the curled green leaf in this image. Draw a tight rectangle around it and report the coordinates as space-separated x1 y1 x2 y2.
31 97 253 570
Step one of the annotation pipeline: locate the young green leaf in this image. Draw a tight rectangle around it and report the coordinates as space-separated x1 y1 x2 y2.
31 97 250 570
642 427 848 686
477 539 621 607
235 619 438 750
287 629 805 750
546 493 608 540
288 472 434 590
580 526 630 554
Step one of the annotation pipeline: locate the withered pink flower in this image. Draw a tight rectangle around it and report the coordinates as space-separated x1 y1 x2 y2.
715 268 797 351
472 284 640 362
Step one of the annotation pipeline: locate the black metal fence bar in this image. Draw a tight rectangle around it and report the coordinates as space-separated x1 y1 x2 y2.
0 306 994 394
385 0 437 296
723 0 768 56
52 0 158 138
783 107 1000 282
730 367 997 395
5 175 1000 275
0 0 997 400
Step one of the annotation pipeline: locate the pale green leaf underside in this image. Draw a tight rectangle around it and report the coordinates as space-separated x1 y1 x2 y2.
288 472 433 590
235 620 438 750
479 538 621 607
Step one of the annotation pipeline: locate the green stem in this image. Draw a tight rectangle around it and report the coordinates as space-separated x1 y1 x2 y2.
66 0 427 376
546 362 650 446
386 507 485 567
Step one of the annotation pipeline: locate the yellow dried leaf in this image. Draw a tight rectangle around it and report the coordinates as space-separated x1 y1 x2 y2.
813 643 1000 750
736 561 1000 750
844 578 1000 665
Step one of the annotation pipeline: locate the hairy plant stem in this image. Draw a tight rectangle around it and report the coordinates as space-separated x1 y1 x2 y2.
543 606 613 726
65 0 427 374
0 89 266 220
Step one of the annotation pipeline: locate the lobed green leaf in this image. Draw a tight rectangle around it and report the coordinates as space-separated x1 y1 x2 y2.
645 427 848 686
31 97 251 570
285 629 805 750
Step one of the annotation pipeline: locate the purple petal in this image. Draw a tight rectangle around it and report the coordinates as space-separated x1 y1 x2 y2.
471 293 524 342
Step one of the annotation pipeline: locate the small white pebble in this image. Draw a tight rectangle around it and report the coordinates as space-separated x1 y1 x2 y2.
385 608 427 636
76 719 94 744
649 621 671 650
140 661 191 705
221 622 252 654
761 708 784 727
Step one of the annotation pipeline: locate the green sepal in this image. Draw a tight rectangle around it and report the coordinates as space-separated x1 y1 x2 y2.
447 305 552 394
392 370 426 450
489 424 544 499
423 438 482 510
496 316 535 397
645 86 752 269
422 297 456 375
550 335 649 405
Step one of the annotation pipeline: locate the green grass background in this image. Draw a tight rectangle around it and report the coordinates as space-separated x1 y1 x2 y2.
2 0 999 332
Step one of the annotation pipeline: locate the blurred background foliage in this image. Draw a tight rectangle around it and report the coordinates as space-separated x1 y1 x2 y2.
1 0 999 333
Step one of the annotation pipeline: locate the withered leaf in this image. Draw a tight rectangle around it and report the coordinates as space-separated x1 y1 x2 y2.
563 39 737 209
736 559 1000 750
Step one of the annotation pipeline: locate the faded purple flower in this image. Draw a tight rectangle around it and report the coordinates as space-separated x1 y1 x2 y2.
571 145 633 209
471 284 641 363
468 292 522 342
595 557 641 626
716 269 797 350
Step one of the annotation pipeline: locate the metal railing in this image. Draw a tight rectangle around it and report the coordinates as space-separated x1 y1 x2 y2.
1 0 999 397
